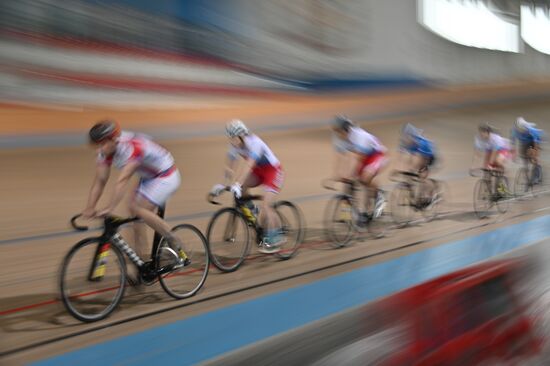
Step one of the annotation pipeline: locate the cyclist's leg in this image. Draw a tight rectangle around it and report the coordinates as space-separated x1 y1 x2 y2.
410 154 429 201
261 191 282 238
494 149 509 172
132 170 181 251
257 165 284 250
358 152 387 214
242 170 261 193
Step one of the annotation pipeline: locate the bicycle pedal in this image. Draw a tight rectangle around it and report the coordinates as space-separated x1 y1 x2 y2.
127 275 142 287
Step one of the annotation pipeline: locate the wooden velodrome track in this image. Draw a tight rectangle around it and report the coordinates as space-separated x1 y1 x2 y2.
2 85 550 365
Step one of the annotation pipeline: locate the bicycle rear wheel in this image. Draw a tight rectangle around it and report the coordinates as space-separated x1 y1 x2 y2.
59 238 126 322
274 201 304 260
390 184 414 227
158 224 209 299
324 195 357 248
206 208 250 272
473 179 493 218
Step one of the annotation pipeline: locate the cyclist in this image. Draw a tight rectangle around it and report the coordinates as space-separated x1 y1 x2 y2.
473 122 511 173
399 123 438 204
210 119 284 254
330 115 388 218
511 117 543 183
81 120 186 264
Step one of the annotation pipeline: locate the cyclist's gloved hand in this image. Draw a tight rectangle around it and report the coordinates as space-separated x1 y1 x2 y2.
230 182 242 198
210 183 226 196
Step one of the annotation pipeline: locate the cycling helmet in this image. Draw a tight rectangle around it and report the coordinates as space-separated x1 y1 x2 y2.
401 123 422 137
478 122 493 133
332 115 353 132
89 120 121 143
514 116 534 132
226 119 249 138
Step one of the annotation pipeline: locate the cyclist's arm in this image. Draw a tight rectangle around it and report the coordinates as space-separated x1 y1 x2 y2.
234 157 256 186
105 160 139 212
84 163 111 213
224 155 238 186
332 150 352 180
470 148 484 170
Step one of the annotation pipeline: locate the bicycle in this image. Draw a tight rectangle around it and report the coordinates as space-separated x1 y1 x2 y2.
470 168 511 218
514 157 543 198
323 178 391 248
206 188 304 272
389 170 444 227
59 207 209 322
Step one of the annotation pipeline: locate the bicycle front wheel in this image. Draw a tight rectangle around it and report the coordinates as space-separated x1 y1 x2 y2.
59 237 126 322
274 201 304 260
206 208 250 272
158 224 209 299
473 179 493 218
324 195 357 248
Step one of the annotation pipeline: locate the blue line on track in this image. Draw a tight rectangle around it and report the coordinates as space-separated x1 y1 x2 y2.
32 215 550 366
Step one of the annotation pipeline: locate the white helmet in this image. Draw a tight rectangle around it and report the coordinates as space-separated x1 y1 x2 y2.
515 117 534 131
226 119 249 138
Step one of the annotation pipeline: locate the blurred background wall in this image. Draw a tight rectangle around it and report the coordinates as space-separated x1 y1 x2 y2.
1 0 550 99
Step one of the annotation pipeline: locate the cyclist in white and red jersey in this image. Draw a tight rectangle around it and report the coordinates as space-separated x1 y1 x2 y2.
473 123 511 173
210 119 284 254
81 120 185 262
331 115 388 217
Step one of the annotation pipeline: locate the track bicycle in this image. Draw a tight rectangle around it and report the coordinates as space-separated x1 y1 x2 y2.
389 170 444 226
59 207 209 322
471 168 511 218
323 178 391 248
206 188 304 272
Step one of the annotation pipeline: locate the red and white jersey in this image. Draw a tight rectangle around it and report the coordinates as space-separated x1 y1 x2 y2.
333 126 387 156
475 133 511 152
228 134 280 167
97 131 175 179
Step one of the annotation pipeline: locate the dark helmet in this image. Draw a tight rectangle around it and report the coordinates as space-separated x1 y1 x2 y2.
89 120 121 143
332 115 353 132
478 122 493 133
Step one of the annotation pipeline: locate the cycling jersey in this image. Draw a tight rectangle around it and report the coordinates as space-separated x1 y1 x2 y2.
333 126 386 156
98 131 175 179
97 131 179 206
228 134 280 166
511 126 542 145
475 133 510 152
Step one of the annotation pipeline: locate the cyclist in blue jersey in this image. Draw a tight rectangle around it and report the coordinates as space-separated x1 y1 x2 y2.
400 123 437 178
399 123 438 203
511 117 542 168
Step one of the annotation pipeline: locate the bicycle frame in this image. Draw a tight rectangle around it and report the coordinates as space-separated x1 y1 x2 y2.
233 195 265 245
80 206 167 282
325 179 376 221
480 169 504 201
391 171 433 211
